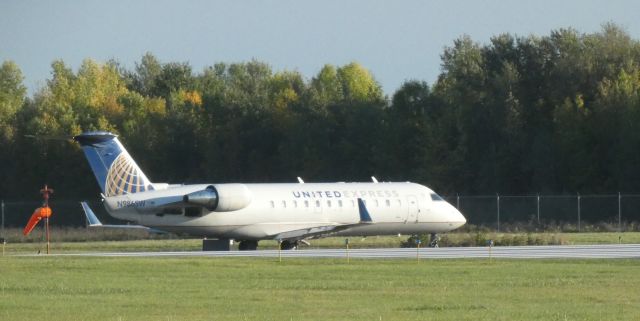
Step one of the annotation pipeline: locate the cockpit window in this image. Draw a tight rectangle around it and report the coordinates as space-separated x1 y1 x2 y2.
431 193 444 201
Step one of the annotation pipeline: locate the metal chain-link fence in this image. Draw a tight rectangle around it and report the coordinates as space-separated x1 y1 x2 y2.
0 199 120 229
443 194 640 232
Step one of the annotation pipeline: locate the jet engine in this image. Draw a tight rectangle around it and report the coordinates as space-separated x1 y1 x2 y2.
183 184 252 212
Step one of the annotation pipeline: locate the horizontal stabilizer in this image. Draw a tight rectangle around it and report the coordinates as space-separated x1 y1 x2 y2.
81 202 102 226
80 202 163 232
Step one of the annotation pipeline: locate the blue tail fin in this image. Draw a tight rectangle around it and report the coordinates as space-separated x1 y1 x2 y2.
74 131 153 196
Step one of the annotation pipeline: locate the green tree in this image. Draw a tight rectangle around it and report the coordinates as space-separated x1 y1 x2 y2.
337 62 384 103
128 52 163 96
0 61 27 197
0 61 26 141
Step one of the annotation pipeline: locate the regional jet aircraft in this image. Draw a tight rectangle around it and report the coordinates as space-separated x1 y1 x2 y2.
75 131 466 250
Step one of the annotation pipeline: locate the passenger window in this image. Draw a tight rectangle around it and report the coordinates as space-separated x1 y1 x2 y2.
338 200 343 207
304 200 309 208
351 200 355 207
386 199 390 207
293 200 298 208
327 200 331 207
282 200 287 208
315 200 320 207
270 201 275 208
397 199 402 207
375 200 379 207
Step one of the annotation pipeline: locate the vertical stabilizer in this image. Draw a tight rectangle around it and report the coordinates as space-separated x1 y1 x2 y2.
74 131 153 196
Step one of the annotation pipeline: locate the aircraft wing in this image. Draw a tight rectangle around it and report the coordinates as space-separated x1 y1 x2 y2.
271 198 373 241
80 202 165 233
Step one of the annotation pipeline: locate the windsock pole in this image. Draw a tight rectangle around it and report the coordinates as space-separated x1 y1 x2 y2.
21 185 55 254
45 216 50 254
41 185 53 255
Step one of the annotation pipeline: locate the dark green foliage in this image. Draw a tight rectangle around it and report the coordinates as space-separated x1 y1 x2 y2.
2 24 640 223
401 231 568 247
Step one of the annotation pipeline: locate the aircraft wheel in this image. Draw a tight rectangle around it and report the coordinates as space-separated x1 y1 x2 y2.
429 233 440 248
280 240 298 250
239 240 258 251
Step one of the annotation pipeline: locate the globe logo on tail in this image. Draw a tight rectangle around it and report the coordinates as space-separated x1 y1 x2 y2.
105 153 149 196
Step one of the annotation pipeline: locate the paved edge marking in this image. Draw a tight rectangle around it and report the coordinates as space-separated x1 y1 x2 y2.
14 244 640 259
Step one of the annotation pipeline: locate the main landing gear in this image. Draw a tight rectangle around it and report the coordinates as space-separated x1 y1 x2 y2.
280 240 299 250
238 240 258 251
237 240 305 251
237 239 309 251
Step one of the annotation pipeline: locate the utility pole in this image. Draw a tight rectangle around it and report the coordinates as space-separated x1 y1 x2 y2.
618 192 622 233
1 200 4 239
1 200 4 256
496 194 500 233
536 194 540 224
577 193 581 232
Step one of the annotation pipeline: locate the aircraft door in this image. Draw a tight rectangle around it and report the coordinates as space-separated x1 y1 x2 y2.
406 195 419 223
420 195 433 223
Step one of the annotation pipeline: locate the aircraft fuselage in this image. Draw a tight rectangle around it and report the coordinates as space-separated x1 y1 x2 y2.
104 182 466 240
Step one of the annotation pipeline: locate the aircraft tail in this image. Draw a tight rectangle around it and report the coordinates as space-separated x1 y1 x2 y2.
74 131 153 196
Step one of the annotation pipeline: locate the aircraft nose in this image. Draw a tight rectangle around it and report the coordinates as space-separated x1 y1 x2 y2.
451 208 467 228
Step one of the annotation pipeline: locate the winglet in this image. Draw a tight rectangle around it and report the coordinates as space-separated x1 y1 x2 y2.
357 198 373 223
80 202 102 226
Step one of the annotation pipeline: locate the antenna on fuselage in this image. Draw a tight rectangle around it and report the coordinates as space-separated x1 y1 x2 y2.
371 176 379 183
297 177 305 184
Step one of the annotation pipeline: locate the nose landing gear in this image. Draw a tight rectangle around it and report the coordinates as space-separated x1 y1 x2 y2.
429 233 440 248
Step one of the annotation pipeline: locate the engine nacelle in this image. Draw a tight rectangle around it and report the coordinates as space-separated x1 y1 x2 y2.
183 186 218 210
183 184 252 212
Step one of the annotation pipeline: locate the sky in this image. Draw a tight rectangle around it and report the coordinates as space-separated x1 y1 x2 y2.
2 0 640 96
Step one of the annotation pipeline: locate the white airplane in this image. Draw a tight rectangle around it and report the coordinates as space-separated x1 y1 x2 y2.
76 131 466 250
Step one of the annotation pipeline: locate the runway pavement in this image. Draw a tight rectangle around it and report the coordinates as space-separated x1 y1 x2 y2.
32 244 640 259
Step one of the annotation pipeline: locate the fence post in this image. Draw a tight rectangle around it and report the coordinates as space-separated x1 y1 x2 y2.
577 193 581 232
536 194 540 224
496 193 500 232
1 200 4 238
618 192 622 232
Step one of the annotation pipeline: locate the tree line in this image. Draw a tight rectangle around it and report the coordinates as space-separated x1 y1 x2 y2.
1 24 640 201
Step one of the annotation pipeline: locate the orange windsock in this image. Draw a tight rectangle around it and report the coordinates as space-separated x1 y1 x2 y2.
39 206 52 218
23 206 52 236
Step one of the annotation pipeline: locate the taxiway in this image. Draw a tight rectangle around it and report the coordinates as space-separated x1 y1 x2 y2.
28 244 640 259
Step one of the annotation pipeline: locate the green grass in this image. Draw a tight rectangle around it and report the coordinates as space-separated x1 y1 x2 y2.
0 257 639 320
559 232 638 244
